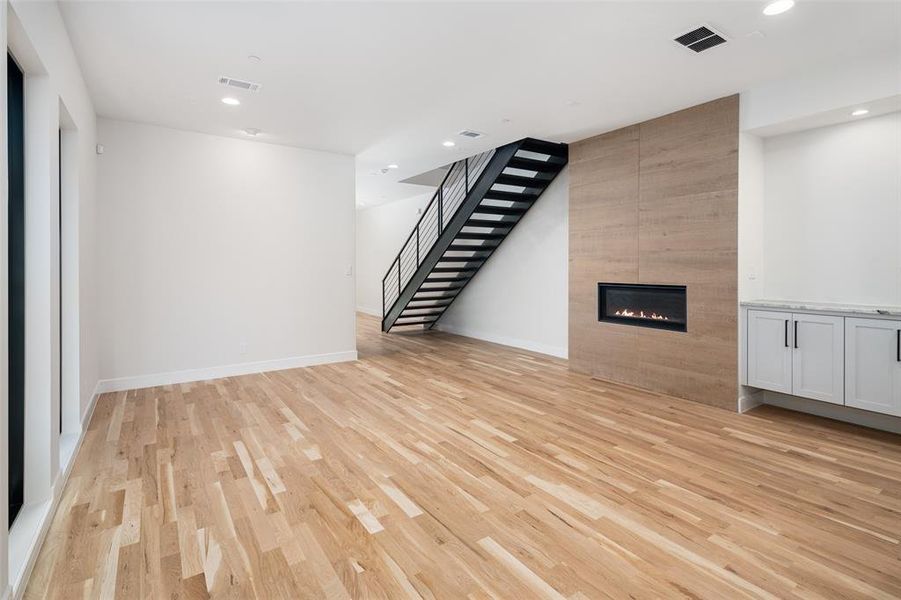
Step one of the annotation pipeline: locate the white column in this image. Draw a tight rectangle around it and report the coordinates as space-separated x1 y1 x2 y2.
23 74 60 505
60 123 80 436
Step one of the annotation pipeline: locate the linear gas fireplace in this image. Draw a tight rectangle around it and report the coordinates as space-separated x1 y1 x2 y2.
598 283 687 332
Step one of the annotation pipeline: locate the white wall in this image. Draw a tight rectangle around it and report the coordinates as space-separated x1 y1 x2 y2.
760 112 901 306
10 0 99 425
2 1 99 597
437 171 569 358
741 52 901 134
96 119 356 390
738 132 765 302
355 193 429 316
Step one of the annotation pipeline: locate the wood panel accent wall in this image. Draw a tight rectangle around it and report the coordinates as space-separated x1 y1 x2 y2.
569 95 739 410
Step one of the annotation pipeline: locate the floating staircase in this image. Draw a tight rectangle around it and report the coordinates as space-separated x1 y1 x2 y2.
381 138 568 332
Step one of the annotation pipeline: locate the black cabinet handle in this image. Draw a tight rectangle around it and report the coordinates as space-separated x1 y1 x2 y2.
784 320 789 347
897 330 900 362
794 321 799 349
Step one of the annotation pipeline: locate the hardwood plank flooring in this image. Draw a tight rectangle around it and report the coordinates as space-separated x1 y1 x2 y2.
25 314 901 599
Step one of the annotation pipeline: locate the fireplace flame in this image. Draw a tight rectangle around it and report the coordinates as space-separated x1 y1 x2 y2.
614 309 670 321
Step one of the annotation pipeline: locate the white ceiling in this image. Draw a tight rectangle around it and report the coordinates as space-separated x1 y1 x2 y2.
59 1 901 207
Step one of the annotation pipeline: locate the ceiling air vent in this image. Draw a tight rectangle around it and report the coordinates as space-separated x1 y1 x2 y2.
458 129 484 139
218 76 262 92
674 25 728 53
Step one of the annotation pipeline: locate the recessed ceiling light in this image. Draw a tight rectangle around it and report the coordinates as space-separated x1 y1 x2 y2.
851 108 869 117
387 164 399 169
243 128 261 136
442 140 455 147
248 55 262 63
221 97 241 106
763 0 795 16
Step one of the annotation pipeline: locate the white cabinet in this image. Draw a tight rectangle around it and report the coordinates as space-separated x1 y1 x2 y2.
747 310 792 394
845 317 901 417
791 313 844 405
747 310 843 404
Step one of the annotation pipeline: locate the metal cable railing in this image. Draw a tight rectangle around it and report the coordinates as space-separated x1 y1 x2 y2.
382 148 496 317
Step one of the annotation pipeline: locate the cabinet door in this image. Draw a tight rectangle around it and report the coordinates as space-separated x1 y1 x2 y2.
845 317 901 416
747 310 792 393
791 313 844 404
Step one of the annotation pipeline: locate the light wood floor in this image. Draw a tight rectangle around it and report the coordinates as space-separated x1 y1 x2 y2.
25 314 901 599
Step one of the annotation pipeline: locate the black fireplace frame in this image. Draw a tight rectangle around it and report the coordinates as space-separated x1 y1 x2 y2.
597 283 687 332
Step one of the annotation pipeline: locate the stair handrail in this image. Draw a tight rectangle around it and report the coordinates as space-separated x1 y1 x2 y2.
381 148 495 318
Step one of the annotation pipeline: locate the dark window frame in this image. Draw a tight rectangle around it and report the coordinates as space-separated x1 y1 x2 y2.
8 51 26 527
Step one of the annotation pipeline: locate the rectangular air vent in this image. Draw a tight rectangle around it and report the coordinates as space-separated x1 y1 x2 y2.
674 25 728 53
218 76 262 92
458 130 484 139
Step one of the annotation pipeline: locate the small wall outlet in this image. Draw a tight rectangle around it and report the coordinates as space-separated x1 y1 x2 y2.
239 341 247 355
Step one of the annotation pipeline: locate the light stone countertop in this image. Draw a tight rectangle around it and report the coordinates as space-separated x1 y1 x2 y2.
741 300 901 318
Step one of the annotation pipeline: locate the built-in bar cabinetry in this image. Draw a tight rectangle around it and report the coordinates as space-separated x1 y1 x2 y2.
743 302 901 417
845 317 901 416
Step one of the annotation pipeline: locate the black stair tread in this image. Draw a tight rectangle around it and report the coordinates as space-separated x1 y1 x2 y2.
471 206 528 216
507 156 564 172
425 276 471 282
520 138 568 157
494 173 550 188
406 299 454 305
454 232 506 240
430 266 480 273
410 298 454 308
446 244 497 252
482 190 540 203
392 320 437 326
465 219 516 228
400 311 445 317
430 268 481 274
433 259 484 264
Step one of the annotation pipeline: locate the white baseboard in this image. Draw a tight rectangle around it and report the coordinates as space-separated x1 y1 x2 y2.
737 389 764 413
95 351 358 393
81 380 102 430
9 382 102 600
762 391 901 435
434 323 567 359
356 306 381 318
